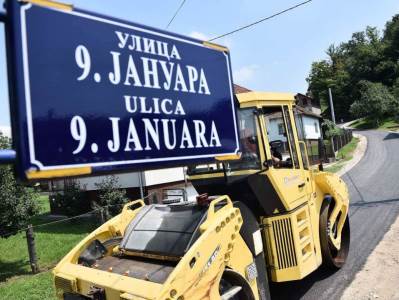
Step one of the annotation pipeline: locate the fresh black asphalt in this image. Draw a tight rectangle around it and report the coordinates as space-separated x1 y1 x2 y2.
270 130 399 300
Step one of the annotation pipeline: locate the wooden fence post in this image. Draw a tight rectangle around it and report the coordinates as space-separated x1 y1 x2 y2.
100 208 106 224
26 224 39 274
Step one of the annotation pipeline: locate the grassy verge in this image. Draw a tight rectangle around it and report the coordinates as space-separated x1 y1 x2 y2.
325 137 360 173
351 116 399 131
0 271 56 300
0 195 97 299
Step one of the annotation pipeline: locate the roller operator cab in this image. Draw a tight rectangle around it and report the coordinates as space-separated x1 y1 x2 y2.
53 92 350 300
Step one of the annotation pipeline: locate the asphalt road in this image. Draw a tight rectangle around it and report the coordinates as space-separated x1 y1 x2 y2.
270 130 399 300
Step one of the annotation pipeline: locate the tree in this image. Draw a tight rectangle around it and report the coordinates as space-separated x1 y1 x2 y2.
322 119 343 139
0 132 39 238
392 79 399 118
307 16 399 122
53 181 86 217
93 175 128 221
349 81 397 126
307 46 352 120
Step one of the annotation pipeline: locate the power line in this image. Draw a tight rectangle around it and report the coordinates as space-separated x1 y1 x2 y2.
166 0 187 29
209 0 312 41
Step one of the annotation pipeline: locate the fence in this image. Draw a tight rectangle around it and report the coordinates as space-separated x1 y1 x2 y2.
302 128 353 165
0 212 99 282
0 196 153 283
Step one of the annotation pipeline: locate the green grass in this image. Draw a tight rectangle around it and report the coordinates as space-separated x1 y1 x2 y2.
0 218 96 280
0 271 56 300
0 194 97 299
30 194 52 226
351 116 399 131
325 137 360 173
37 194 50 214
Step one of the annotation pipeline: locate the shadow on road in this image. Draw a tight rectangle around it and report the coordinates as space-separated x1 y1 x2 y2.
383 132 399 140
270 266 339 300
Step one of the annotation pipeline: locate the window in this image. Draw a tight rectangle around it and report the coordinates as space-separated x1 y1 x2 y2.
299 142 309 170
187 108 261 175
262 106 300 169
283 106 300 169
314 122 319 133
278 123 284 135
228 108 261 170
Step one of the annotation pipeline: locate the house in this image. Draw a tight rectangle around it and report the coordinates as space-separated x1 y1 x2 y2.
294 93 323 164
294 93 322 141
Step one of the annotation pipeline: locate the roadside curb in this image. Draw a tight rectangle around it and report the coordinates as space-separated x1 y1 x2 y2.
336 133 367 177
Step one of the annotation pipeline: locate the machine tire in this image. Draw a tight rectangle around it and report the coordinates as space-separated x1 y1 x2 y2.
219 269 255 300
319 199 350 269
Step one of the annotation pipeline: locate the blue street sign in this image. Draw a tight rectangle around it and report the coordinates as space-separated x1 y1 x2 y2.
6 1 239 180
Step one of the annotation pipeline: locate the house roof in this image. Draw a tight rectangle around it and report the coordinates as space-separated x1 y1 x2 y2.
233 84 252 94
295 93 321 108
295 105 322 119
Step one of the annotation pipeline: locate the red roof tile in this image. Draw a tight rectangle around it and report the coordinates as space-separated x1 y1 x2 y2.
234 84 251 94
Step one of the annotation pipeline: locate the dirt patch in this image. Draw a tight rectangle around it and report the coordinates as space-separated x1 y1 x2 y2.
341 214 399 300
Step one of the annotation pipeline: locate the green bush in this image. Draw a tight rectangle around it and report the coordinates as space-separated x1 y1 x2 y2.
93 175 128 221
0 132 39 238
53 182 86 217
349 81 398 126
322 119 343 139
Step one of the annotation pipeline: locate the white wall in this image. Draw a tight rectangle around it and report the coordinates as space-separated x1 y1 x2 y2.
144 167 185 186
76 167 185 191
266 117 287 142
302 116 321 139
77 172 142 190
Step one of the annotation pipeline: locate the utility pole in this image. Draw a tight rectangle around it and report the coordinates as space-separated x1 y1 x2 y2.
138 172 144 199
328 88 337 158
328 88 336 124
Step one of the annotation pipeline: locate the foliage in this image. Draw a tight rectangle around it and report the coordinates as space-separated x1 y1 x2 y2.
307 15 399 122
0 217 95 282
349 81 398 126
0 190 95 296
53 182 86 217
351 116 399 131
322 119 343 139
93 175 128 220
325 137 360 173
0 132 39 238
0 271 56 300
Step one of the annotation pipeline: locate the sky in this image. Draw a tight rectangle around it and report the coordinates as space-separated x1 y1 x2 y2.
0 0 399 128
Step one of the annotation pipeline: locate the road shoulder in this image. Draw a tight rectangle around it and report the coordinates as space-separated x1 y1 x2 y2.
336 133 367 177
341 213 399 300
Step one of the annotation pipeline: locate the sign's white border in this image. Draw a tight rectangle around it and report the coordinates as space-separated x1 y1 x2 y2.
20 4 239 171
